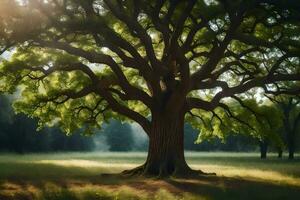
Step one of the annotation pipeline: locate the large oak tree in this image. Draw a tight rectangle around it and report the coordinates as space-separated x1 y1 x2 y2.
1 0 300 177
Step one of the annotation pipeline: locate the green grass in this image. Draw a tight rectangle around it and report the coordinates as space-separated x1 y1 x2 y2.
0 152 300 200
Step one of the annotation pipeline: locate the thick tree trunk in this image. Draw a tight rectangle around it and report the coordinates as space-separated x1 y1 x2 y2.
144 112 190 177
122 112 213 177
259 140 268 159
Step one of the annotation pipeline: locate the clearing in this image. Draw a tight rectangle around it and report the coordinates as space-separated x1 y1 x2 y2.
0 152 300 200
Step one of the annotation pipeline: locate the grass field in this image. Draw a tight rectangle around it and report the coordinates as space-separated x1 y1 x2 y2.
0 152 300 200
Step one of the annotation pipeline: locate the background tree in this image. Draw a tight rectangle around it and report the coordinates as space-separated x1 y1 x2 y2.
1 0 300 177
0 95 13 151
193 98 283 159
0 94 95 153
104 120 134 151
266 95 300 159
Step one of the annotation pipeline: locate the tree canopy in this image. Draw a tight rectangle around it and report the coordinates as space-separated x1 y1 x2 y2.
0 0 299 133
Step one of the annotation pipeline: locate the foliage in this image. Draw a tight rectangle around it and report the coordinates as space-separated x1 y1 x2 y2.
0 0 299 137
188 98 285 149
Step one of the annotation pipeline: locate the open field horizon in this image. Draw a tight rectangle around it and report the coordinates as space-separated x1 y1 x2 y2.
1 152 300 200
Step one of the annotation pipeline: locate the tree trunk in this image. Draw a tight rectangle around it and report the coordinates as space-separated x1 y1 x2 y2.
122 112 213 177
277 148 283 158
288 135 295 159
259 140 268 159
144 112 189 177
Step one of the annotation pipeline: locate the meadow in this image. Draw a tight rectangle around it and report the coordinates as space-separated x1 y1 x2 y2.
0 152 300 200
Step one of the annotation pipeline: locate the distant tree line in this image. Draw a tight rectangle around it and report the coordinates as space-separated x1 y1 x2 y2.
0 95 94 153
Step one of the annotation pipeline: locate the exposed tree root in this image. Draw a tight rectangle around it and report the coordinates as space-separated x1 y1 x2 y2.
171 166 216 178
120 164 216 179
121 164 146 177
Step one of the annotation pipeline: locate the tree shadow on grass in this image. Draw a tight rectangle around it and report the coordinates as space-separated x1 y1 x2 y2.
166 176 300 200
2 175 300 200
1 162 300 200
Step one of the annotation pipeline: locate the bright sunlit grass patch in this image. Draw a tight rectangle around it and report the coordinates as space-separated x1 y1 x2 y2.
34 159 138 169
190 164 300 186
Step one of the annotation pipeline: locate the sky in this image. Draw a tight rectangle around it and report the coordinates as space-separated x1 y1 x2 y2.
0 50 13 60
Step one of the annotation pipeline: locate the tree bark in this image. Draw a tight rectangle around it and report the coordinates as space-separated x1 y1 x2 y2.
122 111 213 177
259 140 268 159
145 113 186 176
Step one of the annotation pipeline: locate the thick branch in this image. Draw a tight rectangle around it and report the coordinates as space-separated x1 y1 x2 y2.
35 40 153 107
